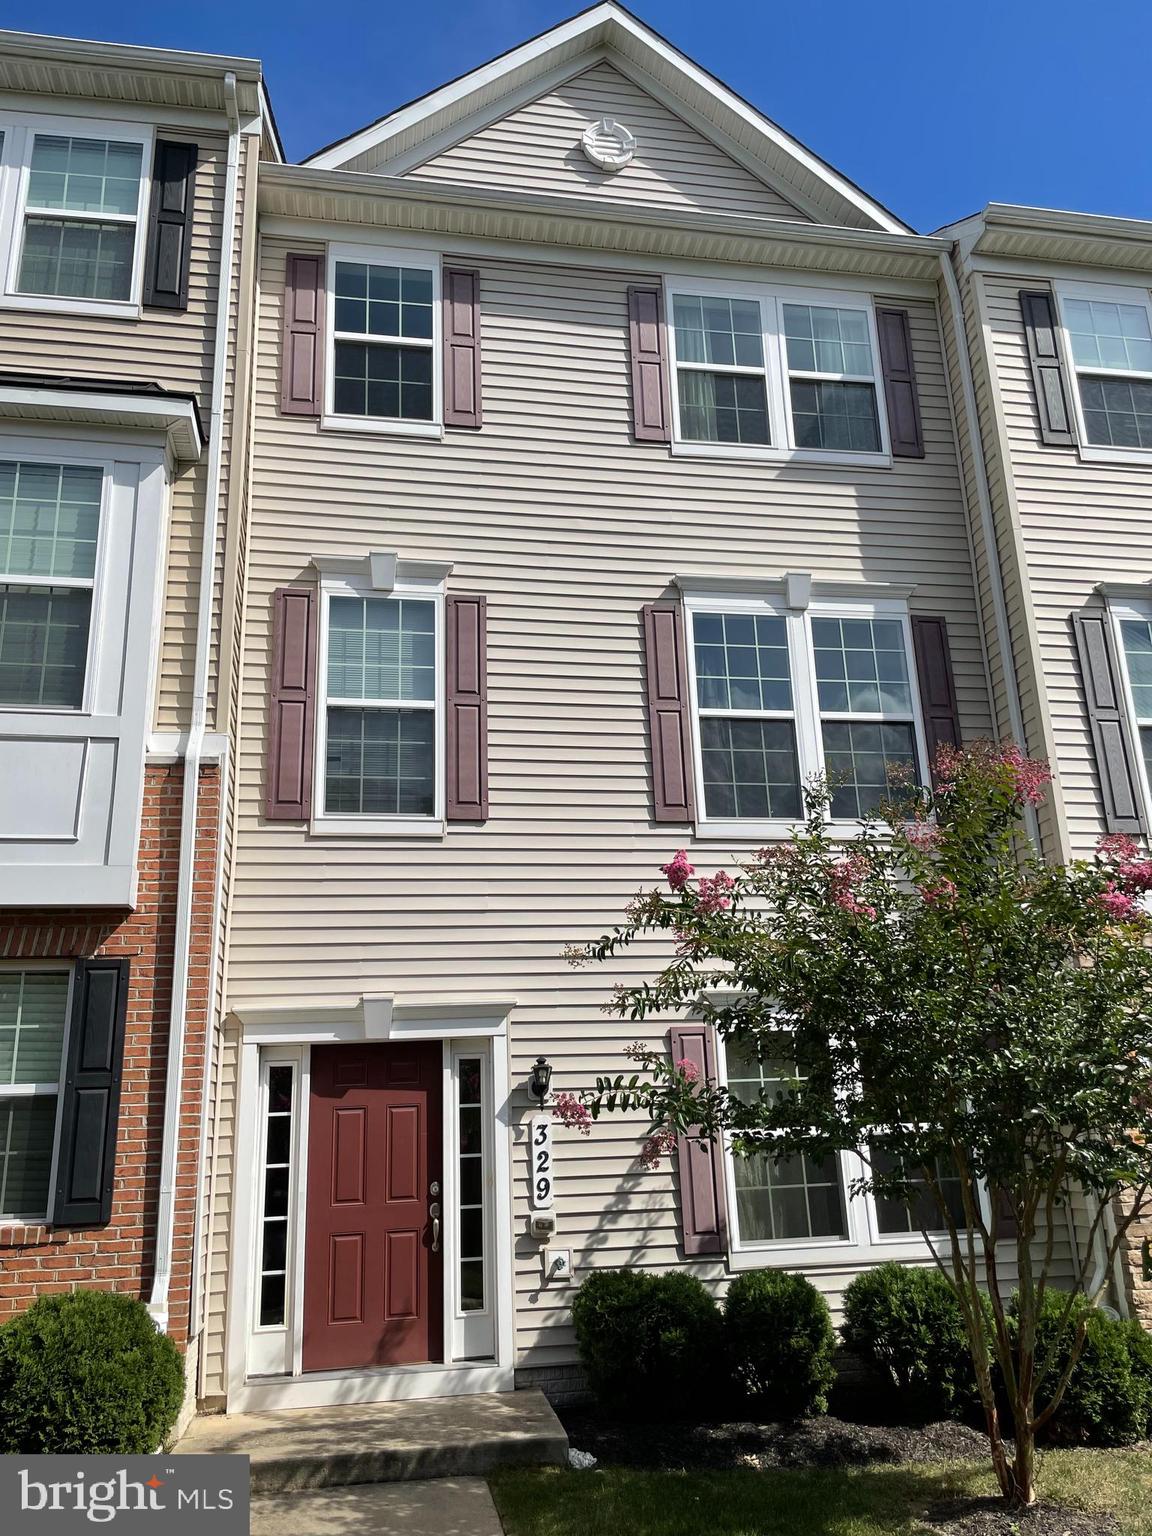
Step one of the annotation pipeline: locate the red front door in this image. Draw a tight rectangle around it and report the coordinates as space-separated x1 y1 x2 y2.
302 1042 443 1372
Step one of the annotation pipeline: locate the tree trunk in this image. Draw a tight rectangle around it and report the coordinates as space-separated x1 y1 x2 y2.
1009 1422 1037 1509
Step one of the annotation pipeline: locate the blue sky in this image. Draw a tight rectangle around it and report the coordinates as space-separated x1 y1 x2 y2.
5 0 1151 231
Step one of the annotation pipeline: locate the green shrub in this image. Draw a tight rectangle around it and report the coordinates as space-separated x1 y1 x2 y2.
1022 1290 1152 1448
842 1263 987 1421
0 1290 185 1453
723 1269 836 1418
571 1267 724 1415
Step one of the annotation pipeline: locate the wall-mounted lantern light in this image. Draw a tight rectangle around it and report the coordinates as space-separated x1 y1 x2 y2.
529 1056 553 1103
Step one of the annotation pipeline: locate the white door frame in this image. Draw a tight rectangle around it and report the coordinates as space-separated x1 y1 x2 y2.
223 996 516 1413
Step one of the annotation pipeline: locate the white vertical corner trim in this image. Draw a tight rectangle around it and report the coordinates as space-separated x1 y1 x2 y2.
149 71 241 1336
937 251 1038 848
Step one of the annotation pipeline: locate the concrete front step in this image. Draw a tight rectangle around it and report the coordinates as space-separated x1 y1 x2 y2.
174 1388 568 1494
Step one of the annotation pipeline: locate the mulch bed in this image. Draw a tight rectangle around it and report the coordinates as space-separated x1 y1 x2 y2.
926 1496 1120 1536
558 1404 992 1471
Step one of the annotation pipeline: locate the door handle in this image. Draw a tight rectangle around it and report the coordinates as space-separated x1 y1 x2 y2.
430 1201 441 1253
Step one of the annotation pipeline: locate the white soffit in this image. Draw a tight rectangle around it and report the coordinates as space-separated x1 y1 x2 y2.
303 3 909 236
0 382 203 461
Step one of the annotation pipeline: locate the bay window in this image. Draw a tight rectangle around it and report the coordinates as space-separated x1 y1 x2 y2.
0 459 102 710
685 590 928 833
667 280 888 461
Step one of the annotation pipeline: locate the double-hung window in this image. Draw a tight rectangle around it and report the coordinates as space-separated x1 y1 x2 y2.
1056 281 1152 457
326 244 440 434
0 115 150 313
317 577 443 831
0 967 69 1222
722 1039 972 1262
1113 604 1152 804
685 590 928 834
667 280 888 462
0 458 103 710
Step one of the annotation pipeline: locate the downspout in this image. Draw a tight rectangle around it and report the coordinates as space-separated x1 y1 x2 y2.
938 250 1039 848
148 71 241 1332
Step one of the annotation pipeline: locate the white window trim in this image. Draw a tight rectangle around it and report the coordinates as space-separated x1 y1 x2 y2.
1054 278 1152 467
717 1038 985 1269
0 110 153 320
1108 596 1152 829
664 275 892 467
311 566 447 839
322 241 443 439
682 588 930 842
0 960 73 1225
0 446 114 720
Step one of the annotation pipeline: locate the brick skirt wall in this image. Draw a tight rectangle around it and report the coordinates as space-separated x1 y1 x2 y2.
1117 1191 1152 1328
0 761 219 1345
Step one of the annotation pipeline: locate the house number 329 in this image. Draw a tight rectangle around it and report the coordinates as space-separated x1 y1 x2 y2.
530 1116 553 1209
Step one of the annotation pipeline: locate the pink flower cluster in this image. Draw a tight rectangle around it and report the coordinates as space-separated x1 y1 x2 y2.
675 1056 701 1083
922 876 958 907
639 1127 677 1170
552 1091 592 1136
1094 834 1152 920
662 850 695 890
934 742 1052 807
905 821 942 853
829 853 877 921
696 870 735 914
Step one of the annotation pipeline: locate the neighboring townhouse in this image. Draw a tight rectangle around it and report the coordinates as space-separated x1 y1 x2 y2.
938 203 1152 1328
0 29 274 1415
200 3 1096 1415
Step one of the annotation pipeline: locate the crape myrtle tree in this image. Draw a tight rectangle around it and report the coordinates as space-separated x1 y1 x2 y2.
559 744 1152 1510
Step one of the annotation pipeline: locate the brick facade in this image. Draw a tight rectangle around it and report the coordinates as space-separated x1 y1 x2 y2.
1117 1192 1152 1327
0 761 219 1346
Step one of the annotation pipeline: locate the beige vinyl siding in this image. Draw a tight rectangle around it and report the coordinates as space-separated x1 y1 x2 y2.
980 272 1152 861
0 128 229 732
412 62 807 221
207 235 1002 1396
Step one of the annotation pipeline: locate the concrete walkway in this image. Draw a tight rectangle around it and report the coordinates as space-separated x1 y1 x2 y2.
250 1477 505 1535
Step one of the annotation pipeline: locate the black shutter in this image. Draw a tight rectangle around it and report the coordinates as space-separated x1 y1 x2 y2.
52 959 129 1228
911 615 962 784
1020 291 1076 447
876 307 925 458
143 140 197 311
1072 611 1148 835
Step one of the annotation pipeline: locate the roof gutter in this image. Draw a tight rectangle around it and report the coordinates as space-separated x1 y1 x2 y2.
147 69 241 1335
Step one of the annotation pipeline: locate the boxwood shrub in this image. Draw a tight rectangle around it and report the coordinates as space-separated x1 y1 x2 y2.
1022 1289 1152 1447
842 1262 987 1421
571 1267 724 1416
723 1269 837 1418
0 1290 185 1453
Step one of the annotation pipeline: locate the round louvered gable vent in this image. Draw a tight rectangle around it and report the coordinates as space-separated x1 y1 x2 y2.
581 117 636 171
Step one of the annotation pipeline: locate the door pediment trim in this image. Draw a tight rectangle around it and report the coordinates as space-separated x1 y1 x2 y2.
231 994 515 1043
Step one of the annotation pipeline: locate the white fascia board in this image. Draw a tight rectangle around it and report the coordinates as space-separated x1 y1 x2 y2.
0 385 203 461
302 3 908 235
0 28 262 82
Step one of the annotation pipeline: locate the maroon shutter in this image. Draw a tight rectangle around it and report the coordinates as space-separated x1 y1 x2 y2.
911 615 962 786
669 1023 728 1257
992 1187 1020 1241
628 285 672 442
443 267 482 429
281 253 324 416
643 602 695 823
876 306 925 458
266 586 318 820
446 594 488 821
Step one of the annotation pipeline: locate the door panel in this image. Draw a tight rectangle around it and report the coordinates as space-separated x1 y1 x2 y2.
303 1042 443 1371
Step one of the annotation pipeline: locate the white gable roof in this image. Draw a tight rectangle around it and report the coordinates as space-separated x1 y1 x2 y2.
304 3 909 234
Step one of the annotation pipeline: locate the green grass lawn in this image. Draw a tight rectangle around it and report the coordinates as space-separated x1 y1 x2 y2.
490 1449 1152 1536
